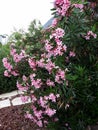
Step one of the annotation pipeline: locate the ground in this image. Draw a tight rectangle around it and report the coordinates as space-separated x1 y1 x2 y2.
0 104 98 130
0 104 48 130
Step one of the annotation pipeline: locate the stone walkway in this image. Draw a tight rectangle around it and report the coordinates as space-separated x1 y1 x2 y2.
0 90 31 109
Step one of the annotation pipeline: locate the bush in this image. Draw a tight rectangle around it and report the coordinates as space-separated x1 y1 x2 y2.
3 1 98 130
0 44 17 94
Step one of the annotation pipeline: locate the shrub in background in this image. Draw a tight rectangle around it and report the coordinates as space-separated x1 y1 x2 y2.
0 20 42 94
0 44 17 94
3 0 98 130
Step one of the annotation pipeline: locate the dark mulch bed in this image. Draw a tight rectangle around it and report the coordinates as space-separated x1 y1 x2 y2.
0 105 98 130
0 105 48 130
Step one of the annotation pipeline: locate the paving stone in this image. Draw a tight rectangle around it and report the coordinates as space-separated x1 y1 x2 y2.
0 90 30 108
12 97 23 106
12 97 31 106
0 90 18 99
0 99 11 109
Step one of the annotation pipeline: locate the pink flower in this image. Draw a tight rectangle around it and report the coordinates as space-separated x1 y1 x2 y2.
17 81 28 91
2 58 13 71
47 40 67 57
20 50 26 57
45 60 55 74
37 120 43 127
85 31 97 40
55 0 64 5
12 49 27 63
85 35 90 40
39 97 47 108
49 93 56 102
45 108 56 117
73 4 84 9
55 0 71 16
52 28 65 39
11 71 19 76
55 69 65 83
59 69 65 79
13 54 23 63
4 70 11 77
2 57 8 63
28 58 36 70
10 48 16 56
44 96 49 100
60 69 65 79
31 105 37 111
55 74 61 84
69 51 76 57
31 95 37 103
30 73 36 80
55 38 61 44
92 34 97 38
37 58 45 68
46 79 55 87
21 95 29 102
31 79 42 89
53 45 63 56
44 120 48 125
22 75 27 81
34 110 43 119
63 45 67 52
45 42 53 52
87 31 97 38
61 2 70 16
25 112 33 119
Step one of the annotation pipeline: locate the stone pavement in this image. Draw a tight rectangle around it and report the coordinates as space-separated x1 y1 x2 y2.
0 90 31 109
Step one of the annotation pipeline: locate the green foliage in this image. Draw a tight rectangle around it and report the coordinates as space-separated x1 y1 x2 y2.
3 4 98 130
50 2 98 130
8 20 43 56
16 58 32 77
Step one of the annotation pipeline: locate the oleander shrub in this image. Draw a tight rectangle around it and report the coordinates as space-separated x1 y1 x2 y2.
3 0 98 130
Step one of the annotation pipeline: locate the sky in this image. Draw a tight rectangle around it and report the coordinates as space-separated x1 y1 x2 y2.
0 0 54 35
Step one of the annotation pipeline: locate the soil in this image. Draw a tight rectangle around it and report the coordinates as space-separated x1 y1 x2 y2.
0 105 48 130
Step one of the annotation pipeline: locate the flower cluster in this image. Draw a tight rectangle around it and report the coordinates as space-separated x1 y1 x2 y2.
44 28 67 58
2 46 27 77
3 25 70 128
54 0 71 16
54 0 84 17
2 57 18 77
10 48 27 63
25 93 60 127
85 31 97 40
73 4 84 10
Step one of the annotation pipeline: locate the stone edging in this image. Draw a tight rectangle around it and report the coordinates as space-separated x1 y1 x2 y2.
0 90 31 109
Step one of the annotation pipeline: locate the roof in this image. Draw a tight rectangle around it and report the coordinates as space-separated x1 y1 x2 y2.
43 17 54 29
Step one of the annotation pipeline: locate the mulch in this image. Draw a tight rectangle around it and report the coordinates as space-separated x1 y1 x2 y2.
0 104 98 130
0 105 48 130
